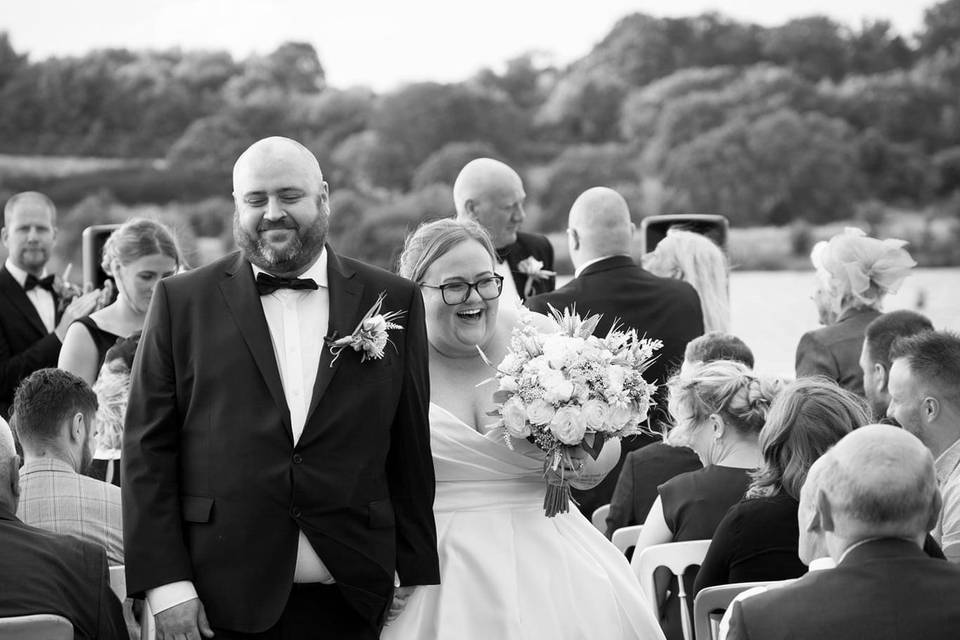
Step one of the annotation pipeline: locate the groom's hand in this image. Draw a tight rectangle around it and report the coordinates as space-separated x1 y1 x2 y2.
155 598 215 640
385 586 418 625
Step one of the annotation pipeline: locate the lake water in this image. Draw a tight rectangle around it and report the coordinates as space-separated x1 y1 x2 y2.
559 268 960 378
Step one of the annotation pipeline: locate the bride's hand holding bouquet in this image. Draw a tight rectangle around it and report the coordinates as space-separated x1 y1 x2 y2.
485 306 661 517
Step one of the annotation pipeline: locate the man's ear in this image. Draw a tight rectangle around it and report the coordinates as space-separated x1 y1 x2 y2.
6 456 20 503
875 363 888 393
923 397 941 424
68 412 85 445
816 488 836 533
463 198 478 219
568 228 580 252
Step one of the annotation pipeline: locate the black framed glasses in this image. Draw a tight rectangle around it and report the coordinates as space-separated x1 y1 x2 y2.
420 275 504 305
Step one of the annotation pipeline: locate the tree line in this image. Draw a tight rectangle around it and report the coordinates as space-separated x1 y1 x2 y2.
2 1 960 267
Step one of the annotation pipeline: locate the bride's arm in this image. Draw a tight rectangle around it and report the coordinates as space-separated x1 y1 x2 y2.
568 437 621 490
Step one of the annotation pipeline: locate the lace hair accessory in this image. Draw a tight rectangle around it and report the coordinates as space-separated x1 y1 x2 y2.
811 227 916 311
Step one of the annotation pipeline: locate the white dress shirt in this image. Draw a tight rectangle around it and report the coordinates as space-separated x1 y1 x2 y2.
494 257 522 309
5 258 55 333
147 250 335 615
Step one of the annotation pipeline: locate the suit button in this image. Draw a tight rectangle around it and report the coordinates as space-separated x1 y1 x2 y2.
291 507 302 518
293 454 303 464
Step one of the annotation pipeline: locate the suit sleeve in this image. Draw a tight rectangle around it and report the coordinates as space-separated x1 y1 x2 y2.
388 285 440 586
724 600 751 640
524 293 550 315
121 280 194 596
93 550 127 640
606 452 637 538
795 331 838 382
539 236 556 292
0 327 60 412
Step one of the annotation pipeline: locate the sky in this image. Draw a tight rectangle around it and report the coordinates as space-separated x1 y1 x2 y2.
2 0 931 91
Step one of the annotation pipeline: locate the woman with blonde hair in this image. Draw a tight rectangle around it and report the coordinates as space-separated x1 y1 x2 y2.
796 227 915 395
58 218 183 484
694 377 870 594
643 228 730 333
633 359 780 640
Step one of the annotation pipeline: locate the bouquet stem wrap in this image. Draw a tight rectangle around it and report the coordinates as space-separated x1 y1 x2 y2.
543 465 572 517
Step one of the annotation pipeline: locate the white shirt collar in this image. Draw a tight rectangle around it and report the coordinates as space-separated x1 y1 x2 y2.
807 557 836 571
4 257 48 288
250 248 328 289
573 254 628 278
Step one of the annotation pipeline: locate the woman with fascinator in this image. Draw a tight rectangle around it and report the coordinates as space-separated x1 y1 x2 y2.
795 227 915 397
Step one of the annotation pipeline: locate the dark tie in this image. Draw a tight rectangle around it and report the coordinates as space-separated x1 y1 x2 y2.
23 274 55 292
495 245 513 264
255 272 319 296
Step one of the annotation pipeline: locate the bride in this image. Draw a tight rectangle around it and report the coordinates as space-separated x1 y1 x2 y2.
384 218 666 639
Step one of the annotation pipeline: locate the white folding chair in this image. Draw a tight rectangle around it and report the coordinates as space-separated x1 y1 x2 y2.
0 614 73 640
694 582 774 640
611 525 643 554
140 599 156 640
633 540 712 640
108 565 127 600
591 504 610 532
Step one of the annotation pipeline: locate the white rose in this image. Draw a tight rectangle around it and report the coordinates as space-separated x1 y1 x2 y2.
581 399 610 432
362 315 387 333
499 375 519 393
526 399 556 425
542 336 580 369
501 396 530 438
549 406 587 445
499 353 524 376
608 404 634 429
606 365 627 394
543 379 575 404
538 367 565 390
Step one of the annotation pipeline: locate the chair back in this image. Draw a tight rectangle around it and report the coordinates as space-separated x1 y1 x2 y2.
694 582 774 640
633 540 712 640
140 597 156 640
591 504 610 532
611 525 643 554
109 565 127 600
0 614 73 640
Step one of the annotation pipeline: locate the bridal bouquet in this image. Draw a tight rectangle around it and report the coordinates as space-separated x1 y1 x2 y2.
486 306 662 517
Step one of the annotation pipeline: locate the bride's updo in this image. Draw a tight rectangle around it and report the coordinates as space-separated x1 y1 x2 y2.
397 218 495 282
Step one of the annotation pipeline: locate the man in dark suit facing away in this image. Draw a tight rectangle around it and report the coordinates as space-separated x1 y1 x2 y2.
453 158 555 304
0 192 101 418
727 424 960 640
526 187 704 518
122 137 439 639
0 416 126 639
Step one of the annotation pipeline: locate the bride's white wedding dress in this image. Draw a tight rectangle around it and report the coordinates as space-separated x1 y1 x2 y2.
383 403 666 640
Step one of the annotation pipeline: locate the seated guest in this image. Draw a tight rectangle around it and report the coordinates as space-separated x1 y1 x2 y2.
717 456 836 640
606 332 753 536
633 360 779 640
695 378 870 594
795 228 915 396
526 186 703 519
643 228 730 333
89 333 140 487
888 330 960 562
860 310 934 421
727 425 960 640
0 416 126 638
14 368 123 565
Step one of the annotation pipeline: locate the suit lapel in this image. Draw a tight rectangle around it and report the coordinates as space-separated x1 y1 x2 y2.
306 249 364 424
218 254 293 439
0 267 48 337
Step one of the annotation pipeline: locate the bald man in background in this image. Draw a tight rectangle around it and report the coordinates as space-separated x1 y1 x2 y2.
453 158 554 304
526 187 703 518
727 425 960 640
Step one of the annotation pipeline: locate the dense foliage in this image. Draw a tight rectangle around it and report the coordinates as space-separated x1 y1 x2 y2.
2 2 960 268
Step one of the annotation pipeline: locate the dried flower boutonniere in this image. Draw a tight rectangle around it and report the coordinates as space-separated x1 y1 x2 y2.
53 264 84 315
516 256 556 298
325 292 405 365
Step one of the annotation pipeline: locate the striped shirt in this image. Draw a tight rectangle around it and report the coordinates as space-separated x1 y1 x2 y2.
17 458 124 566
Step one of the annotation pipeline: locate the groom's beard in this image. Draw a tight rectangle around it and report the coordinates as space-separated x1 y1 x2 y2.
234 210 329 277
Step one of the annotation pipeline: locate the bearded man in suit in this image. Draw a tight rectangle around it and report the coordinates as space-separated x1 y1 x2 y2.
453 158 554 304
526 187 703 518
0 192 101 418
122 137 440 639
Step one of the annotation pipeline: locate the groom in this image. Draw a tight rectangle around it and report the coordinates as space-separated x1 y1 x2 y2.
122 137 440 639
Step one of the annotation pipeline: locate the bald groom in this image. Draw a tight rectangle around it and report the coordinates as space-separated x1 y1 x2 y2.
526 187 703 518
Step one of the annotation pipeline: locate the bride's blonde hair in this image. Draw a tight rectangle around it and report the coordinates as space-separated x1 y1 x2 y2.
397 218 496 282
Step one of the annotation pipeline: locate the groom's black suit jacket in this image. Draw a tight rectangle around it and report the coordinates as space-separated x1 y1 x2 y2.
499 231 556 301
0 266 62 418
122 248 439 633
526 256 704 517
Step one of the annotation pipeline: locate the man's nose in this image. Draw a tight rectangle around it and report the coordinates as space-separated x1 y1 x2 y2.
25 226 40 241
264 195 285 220
513 204 526 222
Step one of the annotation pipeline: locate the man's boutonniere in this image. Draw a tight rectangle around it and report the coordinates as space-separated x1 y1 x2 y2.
53 264 83 314
516 257 556 298
325 291 405 366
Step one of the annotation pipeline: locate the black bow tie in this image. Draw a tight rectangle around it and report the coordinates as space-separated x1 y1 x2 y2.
23 274 55 292
255 272 319 296
495 246 513 264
